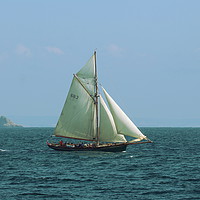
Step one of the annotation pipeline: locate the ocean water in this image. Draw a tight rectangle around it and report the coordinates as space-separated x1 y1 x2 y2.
0 127 199 200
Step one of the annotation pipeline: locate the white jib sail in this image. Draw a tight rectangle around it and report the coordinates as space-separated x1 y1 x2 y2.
54 55 96 141
102 87 146 140
99 96 127 143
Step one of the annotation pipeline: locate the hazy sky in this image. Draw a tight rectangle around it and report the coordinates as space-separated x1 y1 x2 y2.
0 0 199 127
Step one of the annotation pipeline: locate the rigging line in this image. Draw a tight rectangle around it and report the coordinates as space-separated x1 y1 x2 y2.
73 74 95 102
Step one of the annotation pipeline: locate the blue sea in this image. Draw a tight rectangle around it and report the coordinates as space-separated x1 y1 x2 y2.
0 127 200 200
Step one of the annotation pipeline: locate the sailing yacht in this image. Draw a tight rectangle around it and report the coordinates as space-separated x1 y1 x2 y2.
47 51 152 152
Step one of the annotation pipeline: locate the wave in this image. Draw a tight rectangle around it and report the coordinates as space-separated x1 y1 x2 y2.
0 149 9 152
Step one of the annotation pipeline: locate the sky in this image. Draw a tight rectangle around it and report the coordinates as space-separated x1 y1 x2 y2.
0 0 200 127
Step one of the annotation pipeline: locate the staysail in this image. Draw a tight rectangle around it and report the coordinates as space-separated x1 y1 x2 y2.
54 55 96 141
102 87 146 140
99 95 127 142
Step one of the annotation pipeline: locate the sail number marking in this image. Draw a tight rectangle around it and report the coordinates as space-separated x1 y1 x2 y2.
70 93 79 100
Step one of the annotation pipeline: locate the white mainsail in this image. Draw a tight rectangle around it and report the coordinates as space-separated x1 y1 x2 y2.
54 55 96 141
99 96 127 143
102 87 146 140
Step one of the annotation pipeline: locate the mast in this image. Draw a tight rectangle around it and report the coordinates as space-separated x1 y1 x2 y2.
94 51 100 145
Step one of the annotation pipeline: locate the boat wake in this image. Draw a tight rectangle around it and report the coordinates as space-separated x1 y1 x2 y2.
0 149 9 152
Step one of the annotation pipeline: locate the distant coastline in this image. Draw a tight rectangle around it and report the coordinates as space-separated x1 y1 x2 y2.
0 116 23 128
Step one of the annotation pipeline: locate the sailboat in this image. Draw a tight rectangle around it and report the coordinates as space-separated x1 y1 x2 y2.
47 51 152 152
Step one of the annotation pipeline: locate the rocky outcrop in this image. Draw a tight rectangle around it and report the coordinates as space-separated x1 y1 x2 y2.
0 116 23 127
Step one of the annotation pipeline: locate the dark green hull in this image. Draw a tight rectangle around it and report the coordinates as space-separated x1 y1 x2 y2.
47 142 127 152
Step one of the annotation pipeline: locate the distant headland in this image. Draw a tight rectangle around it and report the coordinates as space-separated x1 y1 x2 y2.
0 116 23 128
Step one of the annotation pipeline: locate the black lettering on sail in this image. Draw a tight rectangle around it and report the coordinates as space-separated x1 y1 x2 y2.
70 93 79 100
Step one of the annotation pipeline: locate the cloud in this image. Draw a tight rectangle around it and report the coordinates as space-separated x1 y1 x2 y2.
107 44 124 56
16 44 31 56
45 46 64 55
